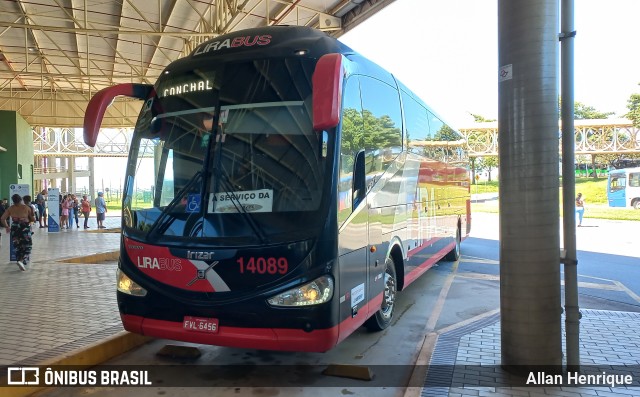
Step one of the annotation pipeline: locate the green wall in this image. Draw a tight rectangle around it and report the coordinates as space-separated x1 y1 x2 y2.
0 110 34 200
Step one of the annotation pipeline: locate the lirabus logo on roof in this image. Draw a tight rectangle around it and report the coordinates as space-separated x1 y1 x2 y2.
193 35 272 56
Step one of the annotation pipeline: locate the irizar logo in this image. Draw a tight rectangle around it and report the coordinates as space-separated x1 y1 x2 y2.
136 256 182 271
187 251 215 260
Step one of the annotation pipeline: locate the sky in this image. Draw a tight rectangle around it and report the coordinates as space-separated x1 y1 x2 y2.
340 0 640 128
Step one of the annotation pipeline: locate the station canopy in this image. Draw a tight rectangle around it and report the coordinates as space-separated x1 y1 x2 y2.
0 0 393 128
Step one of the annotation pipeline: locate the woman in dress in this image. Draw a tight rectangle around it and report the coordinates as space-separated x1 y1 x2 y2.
575 192 586 227
0 194 36 271
60 194 70 229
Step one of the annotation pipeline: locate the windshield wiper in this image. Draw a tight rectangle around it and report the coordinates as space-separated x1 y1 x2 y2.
148 171 203 236
207 113 268 244
215 167 269 245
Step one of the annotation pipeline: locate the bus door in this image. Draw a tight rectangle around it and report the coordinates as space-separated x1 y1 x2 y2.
357 74 404 316
337 75 370 339
608 171 626 207
337 149 370 340
366 170 387 319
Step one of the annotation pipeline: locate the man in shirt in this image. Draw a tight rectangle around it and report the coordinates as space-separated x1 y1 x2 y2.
35 189 48 228
94 192 108 229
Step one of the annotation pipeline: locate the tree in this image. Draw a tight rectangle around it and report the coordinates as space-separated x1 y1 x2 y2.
599 153 635 167
340 107 402 170
559 100 615 178
362 110 402 149
625 84 640 127
558 99 614 119
422 125 464 162
470 157 478 183
469 113 496 123
434 125 459 141
340 108 365 157
574 101 614 119
476 156 499 182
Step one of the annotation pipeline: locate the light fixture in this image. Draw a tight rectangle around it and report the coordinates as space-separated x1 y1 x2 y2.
267 275 334 307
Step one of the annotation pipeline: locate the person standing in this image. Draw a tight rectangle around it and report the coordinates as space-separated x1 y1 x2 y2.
95 192 107 229
81 195 92 229
0 194 36 271
71 194 80 228
36 189 48 228
23 195 37 232
575 192 586 227
60 194 70 229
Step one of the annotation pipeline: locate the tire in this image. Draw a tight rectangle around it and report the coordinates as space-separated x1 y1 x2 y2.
365 256 397 331
634 200 640 210
444 226 461 261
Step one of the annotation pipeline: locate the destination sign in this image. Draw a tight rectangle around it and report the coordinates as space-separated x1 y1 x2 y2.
157 79 213 98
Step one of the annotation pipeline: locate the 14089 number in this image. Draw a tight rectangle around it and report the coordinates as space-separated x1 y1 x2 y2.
237 257 288 275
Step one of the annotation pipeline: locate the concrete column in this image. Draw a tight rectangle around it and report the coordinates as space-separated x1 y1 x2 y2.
42 156 49 190
498 0 563 368
60 157 68 193
69 156 76 193
89 156 95 200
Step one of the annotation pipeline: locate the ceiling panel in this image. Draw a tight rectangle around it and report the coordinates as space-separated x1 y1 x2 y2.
0 0 395 127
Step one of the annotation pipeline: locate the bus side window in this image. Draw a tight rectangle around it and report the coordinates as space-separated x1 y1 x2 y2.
359 76 402 184
610 176 625 192
338 76 363 224
402 89 431 154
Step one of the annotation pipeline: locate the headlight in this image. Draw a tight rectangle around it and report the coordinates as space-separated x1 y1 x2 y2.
117 268 147 296
267 276 334 307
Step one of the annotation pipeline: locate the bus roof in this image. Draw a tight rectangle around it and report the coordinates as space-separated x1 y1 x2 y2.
187 26 353 61
610 167 640 175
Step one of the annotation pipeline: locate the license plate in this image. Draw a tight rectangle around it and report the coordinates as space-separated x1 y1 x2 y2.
183 316 219 333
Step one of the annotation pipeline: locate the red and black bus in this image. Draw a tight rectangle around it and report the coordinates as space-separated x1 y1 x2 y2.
84 26 470 352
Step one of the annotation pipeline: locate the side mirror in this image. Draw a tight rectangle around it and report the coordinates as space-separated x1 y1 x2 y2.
352 149 366 208
312 53 344 131
84 83 154 147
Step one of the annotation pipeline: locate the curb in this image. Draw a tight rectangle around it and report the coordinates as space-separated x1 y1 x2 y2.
2 331 152 397
58 250 120 264
403 309 501 397
85 228 121 234
470 196 499 203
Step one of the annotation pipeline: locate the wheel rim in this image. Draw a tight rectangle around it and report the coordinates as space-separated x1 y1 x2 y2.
380 262 396 320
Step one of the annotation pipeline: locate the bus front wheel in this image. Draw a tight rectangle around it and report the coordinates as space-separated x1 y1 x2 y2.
365 256 397 331
634 199 640 210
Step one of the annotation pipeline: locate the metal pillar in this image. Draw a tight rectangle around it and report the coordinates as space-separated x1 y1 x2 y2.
68 156 76 193
498 0 563 369
60 158 68 193
560 0 580 371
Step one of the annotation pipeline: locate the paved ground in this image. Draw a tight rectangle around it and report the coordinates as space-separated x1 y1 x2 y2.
0 215 123 366
0 211 639 397
419 310 640 396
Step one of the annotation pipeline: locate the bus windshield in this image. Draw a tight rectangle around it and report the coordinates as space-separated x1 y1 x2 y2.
122 58 328 242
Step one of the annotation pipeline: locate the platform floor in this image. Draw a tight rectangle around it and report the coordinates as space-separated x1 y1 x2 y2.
1 213 639 396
